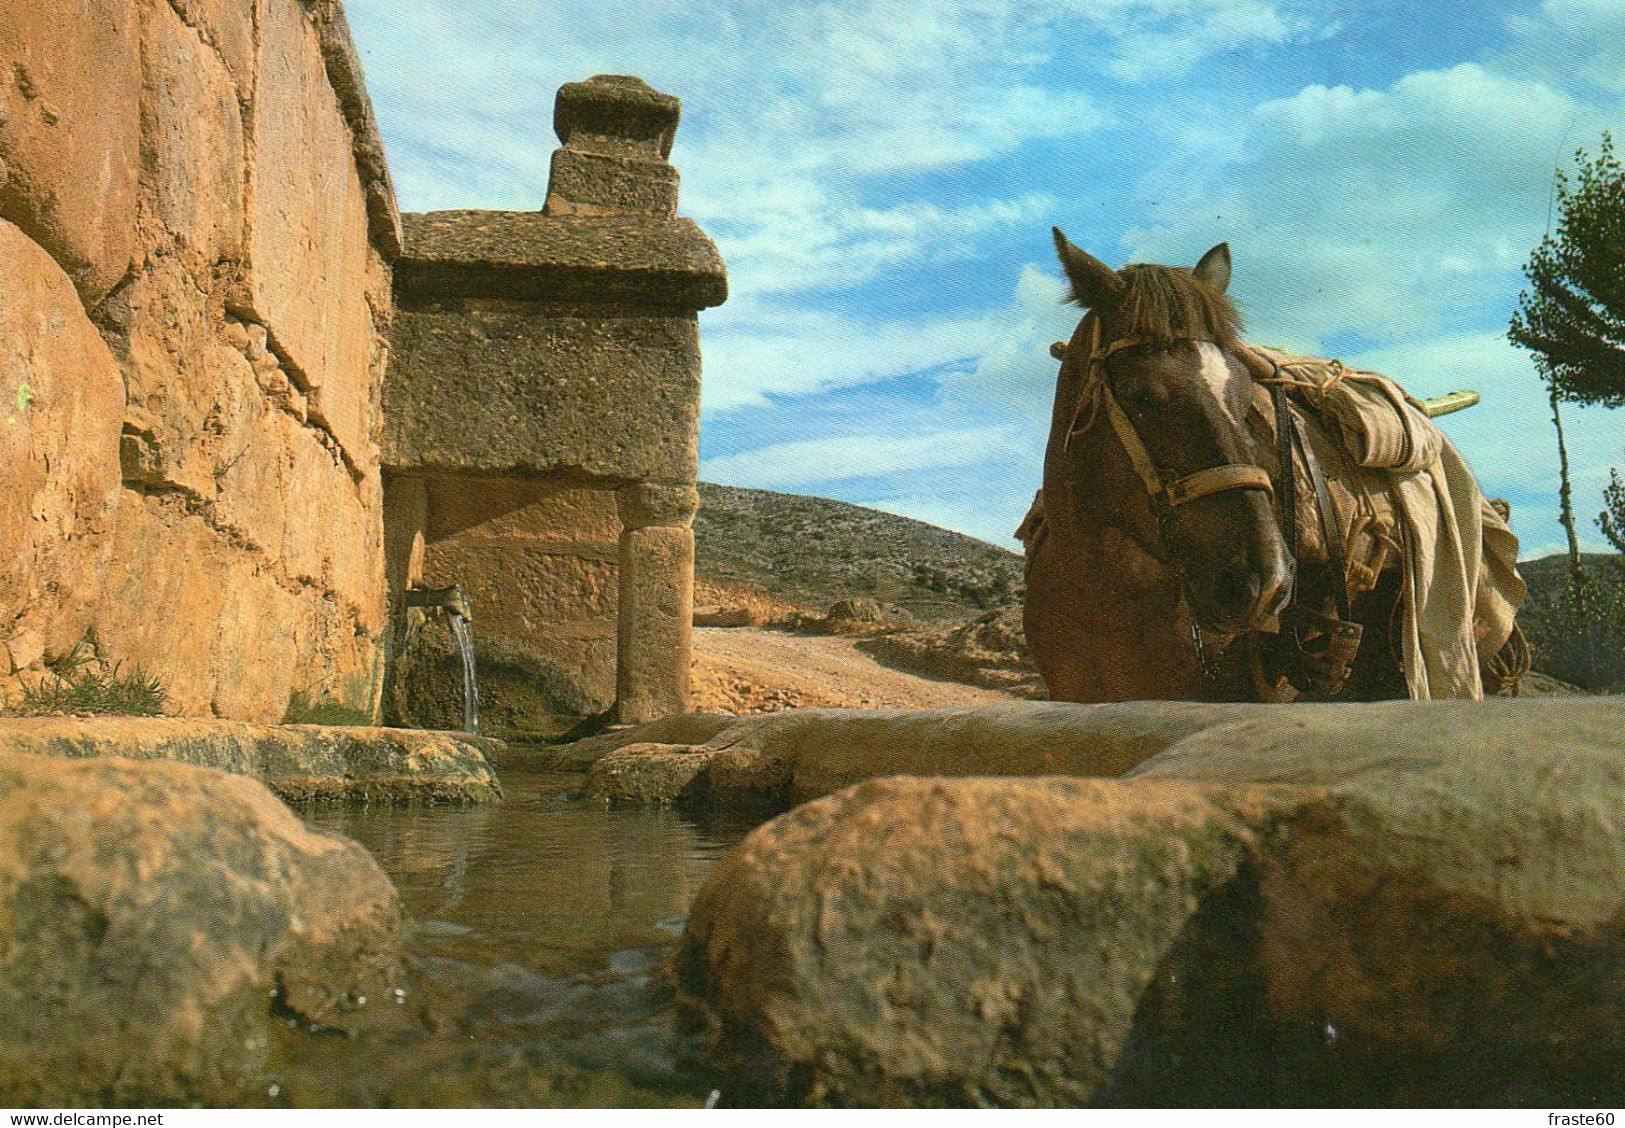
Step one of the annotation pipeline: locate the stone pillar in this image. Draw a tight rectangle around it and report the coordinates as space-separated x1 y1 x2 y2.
380 473 428 723
616 482 698 724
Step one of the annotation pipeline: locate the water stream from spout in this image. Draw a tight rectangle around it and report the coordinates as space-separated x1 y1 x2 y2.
448 614 480 734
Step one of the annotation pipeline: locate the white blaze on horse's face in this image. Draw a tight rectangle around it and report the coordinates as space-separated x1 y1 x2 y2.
1193 342 1247 432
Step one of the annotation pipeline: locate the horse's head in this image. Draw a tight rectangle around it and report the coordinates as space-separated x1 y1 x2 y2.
1049 229 1292 635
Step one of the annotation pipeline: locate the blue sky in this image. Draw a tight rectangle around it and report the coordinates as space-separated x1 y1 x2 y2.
345 0 1625 558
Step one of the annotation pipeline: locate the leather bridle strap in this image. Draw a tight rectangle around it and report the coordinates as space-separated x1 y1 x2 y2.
1099 358 1274 517
1163 464 1276 509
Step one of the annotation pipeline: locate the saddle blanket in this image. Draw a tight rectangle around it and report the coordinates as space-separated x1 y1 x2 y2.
1247 346 1524 700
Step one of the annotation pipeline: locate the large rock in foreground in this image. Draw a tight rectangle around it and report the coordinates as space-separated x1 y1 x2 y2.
675 698 1625 1106
0 750 404 1104
0 717 502 803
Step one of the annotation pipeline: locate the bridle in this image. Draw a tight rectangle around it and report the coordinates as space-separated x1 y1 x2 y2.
1062 315 1276 529
1059 315 1361 695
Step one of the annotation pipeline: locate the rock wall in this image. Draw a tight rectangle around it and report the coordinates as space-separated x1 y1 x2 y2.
0 0 399 720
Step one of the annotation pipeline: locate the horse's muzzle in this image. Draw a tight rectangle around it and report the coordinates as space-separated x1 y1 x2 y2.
1192 544 1294 635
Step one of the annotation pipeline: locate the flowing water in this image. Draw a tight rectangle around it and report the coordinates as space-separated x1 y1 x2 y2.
280 770 763 1107
447 615 480 734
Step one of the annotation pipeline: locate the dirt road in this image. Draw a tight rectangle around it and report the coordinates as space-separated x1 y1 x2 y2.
691 626 1019 714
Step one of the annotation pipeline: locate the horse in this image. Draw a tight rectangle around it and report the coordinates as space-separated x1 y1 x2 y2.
1022 230 1501 703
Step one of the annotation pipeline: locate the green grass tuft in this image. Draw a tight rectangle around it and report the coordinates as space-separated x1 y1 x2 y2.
19 662 168 717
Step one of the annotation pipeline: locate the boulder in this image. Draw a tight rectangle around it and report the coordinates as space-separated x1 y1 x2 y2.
677 774 1283 1106
1126 699 1625 1102
0 716 502 804
675 697 1625 1106
0 750 404 1104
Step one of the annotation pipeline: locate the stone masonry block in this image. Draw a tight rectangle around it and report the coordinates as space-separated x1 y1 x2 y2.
618 481 699 530
0 220 123 651
553 75 680 158
423 475 621 545
544 149 678 218
245 0 374 466
168 0 256 100
393 210 727 308
617 524 694 724
386 303 701 481
0 0 140 304
143 0 245 261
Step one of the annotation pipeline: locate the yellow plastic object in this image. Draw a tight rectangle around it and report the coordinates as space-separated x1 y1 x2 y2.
1419 390 1480 418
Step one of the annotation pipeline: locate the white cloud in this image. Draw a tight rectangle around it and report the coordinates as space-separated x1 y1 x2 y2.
704 191 1061 311
700 304 982 413
1507 0 1625 95
1125 62 1610 345
701 424 1025 489
1103 0 1302 81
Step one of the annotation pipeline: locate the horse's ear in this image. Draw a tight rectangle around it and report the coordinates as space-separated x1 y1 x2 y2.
1193 242 1232 293
1053 228 1122 308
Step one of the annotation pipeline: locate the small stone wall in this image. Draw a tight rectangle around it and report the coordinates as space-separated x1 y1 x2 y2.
385 75 727 727
0 0 398 720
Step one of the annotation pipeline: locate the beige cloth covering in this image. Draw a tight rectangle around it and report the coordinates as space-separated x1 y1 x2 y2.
1251 347 1526 700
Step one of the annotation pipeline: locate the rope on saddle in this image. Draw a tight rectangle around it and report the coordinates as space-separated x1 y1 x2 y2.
1484 624 1531 696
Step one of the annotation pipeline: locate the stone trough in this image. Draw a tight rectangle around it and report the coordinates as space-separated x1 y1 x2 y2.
0 716 502 804
587 698 1625 1106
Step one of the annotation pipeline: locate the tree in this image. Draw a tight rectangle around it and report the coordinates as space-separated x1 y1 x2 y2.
1509 133 1625 572
1602 469 1625 555
1510 134 1625 409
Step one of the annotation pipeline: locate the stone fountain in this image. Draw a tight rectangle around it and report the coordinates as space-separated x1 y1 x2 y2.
381 75 727 733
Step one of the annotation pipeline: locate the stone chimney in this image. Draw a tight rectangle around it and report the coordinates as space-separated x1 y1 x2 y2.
543 75 682 218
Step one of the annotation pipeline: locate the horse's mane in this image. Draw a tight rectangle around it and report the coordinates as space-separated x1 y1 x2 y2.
1099 264 1244 347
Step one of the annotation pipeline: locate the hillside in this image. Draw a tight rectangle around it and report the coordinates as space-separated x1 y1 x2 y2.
693 484 1616 696
694 482 1024 624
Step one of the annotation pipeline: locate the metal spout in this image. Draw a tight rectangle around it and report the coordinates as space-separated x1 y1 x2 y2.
404 584 473 621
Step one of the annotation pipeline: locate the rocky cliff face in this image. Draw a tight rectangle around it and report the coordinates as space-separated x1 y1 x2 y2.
0 0 398 720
